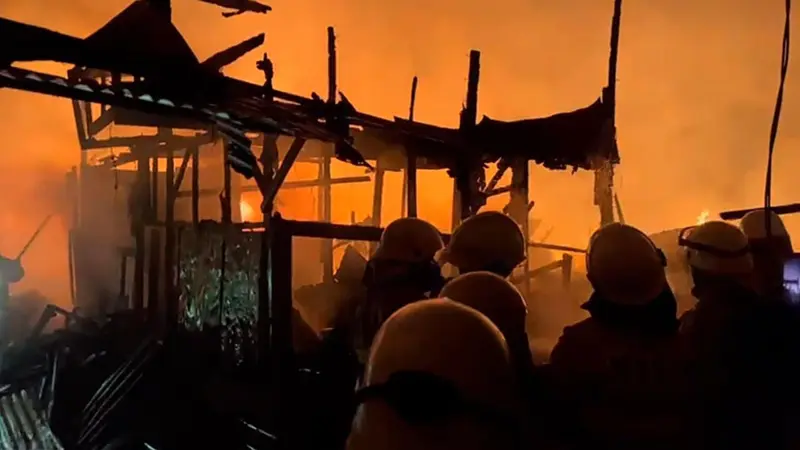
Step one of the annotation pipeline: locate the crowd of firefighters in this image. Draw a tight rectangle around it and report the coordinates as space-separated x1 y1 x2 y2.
288 208 800 450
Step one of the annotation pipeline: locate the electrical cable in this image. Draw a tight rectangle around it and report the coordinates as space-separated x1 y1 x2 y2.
764 0 792 237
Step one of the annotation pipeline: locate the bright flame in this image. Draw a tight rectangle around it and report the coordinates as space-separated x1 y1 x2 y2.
696 209 710 225
240 201 256 222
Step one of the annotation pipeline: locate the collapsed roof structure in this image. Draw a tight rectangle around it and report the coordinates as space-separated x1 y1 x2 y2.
0 1 624 445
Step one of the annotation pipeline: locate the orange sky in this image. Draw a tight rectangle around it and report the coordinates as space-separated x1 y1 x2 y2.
1 0 800 304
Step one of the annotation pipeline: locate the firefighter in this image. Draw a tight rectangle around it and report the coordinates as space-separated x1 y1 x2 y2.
546 223 687 449
438 211 525 278
739 208 794 299
0 254 23 308
347 298 526 450
0 255 23 349
355 217 445 362
439 272 535 394
678 220 755 333
680 220 800 448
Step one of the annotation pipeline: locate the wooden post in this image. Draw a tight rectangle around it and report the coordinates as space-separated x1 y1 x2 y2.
66 167 78 306
222 143 233 224
561 253 573 289
191 145 200 224
597 0 623 227
320 26 336 282
164 144 176 327
267 215 294 448
151 155 159 222
133 151 148 312
370 161 385 254
452 50 481 229
147 228 161 323
510 159 531 298
406 76 419 218
260 134 279 220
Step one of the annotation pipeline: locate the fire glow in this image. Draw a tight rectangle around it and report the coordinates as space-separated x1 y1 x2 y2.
696 210 710 225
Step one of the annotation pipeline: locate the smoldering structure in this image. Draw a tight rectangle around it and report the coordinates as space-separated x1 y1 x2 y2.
0 0 623 447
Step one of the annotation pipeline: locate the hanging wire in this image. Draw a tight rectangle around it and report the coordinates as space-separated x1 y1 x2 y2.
764 0 792 237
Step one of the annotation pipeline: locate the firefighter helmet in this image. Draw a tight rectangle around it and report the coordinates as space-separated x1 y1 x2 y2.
586 223 668 306
740 209 790 240
739 209 793 257
372 218 444 263
440 271 528 338
439 211 526 276
679 220 753 275
348 299 517 450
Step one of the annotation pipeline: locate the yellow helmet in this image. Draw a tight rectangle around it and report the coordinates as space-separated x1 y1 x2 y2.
439 211 526 275
372 218 444 263
679 220 753 275
586 223 668 306
440 271 528 339
349 299 517 450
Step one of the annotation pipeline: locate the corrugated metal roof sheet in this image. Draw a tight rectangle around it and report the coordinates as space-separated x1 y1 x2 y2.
0 388 63 450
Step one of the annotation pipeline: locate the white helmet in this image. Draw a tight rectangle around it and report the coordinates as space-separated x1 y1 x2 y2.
586 223 668 306
740 209 793 255
348 299 519 450
679 221 753 275
372 218 444 264
440 271 528 339
740 209 790 240
439 211 526 276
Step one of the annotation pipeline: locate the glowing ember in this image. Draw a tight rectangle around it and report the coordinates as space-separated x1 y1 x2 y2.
696 209 710 225
240 201 256 222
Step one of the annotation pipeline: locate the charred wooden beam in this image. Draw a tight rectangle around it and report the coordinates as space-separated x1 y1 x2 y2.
151 154 159 222
510 158 530 296
280 218 452 243
118 253 128 307
70 100 89 146
370 160 385 254
260 134 279 220
191 146 199 224
719 203 800 220
486 185 513 197
596 0 624 227
263 138 307 212
164 143 176 327
87 107 116 136
175 176 370 198
561 253 573 289
320 26 337 283
528 242 586 254
93 133 213 164
222 145 233 223
613 192 625 224
485 159 510 193
147 228 161 323
511 259 562 283
452 50 481 226
133 152 148 311
201 33 265 72
172 146 191 192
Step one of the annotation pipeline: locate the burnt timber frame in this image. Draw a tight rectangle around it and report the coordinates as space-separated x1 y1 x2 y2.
62 41 568 324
